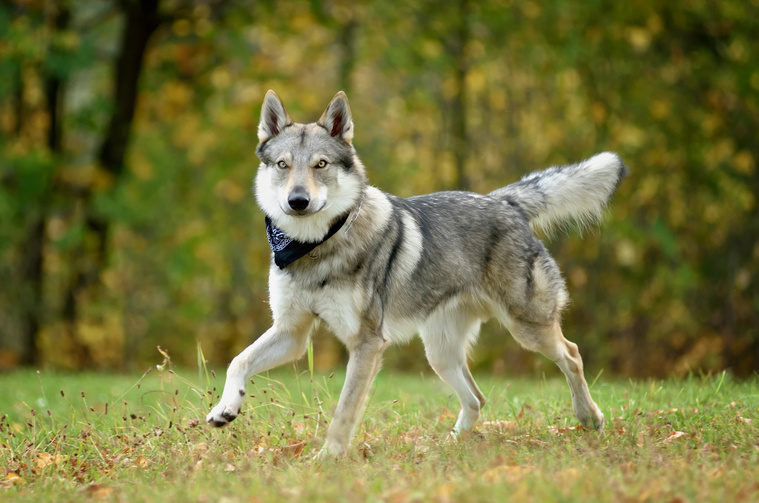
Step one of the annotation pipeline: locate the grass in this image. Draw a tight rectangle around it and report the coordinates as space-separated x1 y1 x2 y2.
1 356 757 502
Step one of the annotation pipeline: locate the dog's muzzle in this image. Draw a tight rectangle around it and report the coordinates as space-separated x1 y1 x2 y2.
288 186 310 211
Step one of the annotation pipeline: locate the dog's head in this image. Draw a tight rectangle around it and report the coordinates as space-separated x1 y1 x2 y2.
254 91 367 242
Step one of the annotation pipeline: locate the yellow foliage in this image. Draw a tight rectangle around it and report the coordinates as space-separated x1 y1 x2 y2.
131 151 154 181
172 19 192 37
590 102 607 124
214 179 248 203
733 150 755 175
520 1 542 19
465 68 487 94
649 100 670 120
210 67 232 89
160 81 194 119
626 26 652 53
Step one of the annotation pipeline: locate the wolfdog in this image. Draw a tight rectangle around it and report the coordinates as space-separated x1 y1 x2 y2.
207 90 628 457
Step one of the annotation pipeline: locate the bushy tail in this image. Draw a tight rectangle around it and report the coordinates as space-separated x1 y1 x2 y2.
490 152 629 233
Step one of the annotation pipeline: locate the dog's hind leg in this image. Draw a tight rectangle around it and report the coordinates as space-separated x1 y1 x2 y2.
421 314 486 435
505 318 604 431
318 332 387 458
207 321 314 427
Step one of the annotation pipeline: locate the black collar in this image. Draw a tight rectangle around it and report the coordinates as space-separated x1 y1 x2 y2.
265 213 350 269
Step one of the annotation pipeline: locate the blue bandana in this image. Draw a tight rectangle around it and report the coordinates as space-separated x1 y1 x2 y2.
265 213 350 269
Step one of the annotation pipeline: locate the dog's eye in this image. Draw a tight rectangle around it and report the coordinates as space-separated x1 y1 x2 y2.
316 160 328 169
277 160 288 169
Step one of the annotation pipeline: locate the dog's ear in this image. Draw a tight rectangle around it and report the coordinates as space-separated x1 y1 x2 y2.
317 91 354 143
258 90 293 143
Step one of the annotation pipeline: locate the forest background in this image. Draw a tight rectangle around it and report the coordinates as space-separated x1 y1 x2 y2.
0 0 757 378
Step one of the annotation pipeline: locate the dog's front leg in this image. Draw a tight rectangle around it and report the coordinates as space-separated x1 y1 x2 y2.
207 323 312 427
317 332 387 458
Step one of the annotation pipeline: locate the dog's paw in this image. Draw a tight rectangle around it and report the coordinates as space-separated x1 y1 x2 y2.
590 410 605 433
313 440 346 461
206 402 241 428
577 405 605 433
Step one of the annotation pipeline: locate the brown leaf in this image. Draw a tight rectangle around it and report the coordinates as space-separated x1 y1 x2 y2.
36 452 63 469
660 431 688 444
482 464 533 484
133 456 149 469
547 425 583 436
282 439 306 458
2 473 23 487
437 407 456 422
517 403 534 420
619 462 635 474
79 483 114 499
480 420 518 433
192 442 210 461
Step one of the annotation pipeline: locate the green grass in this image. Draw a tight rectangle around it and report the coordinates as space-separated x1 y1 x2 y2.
1 361 757 502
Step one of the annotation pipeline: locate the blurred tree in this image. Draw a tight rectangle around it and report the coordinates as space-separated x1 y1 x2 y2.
60 0 162 367
0 0 756 376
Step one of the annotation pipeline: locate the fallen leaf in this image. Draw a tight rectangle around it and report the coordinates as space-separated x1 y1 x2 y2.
517 403 533 420
79 483 114 499
547 425 583 436
433 482 456 503
660 431 688 444
2 473 23 487
224 463 236 472
437 408 457 423
480 420 518 433
193 442 210 461
482 464 533 484
133 456 149 468
282 439 306 458
359 442 374 460
36 452 63 469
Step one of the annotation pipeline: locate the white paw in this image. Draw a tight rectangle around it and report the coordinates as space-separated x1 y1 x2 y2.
453 407 478 436
314 440 346 460
206 399 242 427
577 404 605 432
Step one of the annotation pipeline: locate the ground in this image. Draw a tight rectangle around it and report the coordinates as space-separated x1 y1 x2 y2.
1 363 757 502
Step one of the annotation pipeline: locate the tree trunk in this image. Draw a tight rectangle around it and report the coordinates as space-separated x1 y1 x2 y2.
91 0 161 265
62 0 162 367
19 217 45 365
449 0 470 191
18 2 71 365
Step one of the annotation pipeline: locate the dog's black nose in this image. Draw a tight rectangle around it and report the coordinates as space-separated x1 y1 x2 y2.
288 188 310 211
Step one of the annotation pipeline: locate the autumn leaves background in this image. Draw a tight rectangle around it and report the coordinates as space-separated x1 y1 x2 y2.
1 1 758 376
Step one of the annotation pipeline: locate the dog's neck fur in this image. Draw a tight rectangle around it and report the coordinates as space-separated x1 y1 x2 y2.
254 137 369 243
265 211 352 269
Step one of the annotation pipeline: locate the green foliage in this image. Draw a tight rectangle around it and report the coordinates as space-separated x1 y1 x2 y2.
0 0 757 375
